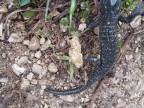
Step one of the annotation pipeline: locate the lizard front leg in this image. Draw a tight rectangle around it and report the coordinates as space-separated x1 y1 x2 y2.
85 55 101 65
118 4 144 23
87 19 101 29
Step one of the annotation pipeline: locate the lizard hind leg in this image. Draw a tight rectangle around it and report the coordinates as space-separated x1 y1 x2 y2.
118 4 144 23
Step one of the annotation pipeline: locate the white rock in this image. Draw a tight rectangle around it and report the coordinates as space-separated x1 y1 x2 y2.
20 78 30 90
0 77 9 83
40 38 45 45
2 53 6 58
40 39 52 51
39 68 48 79
125 55 133 61
30 53 35 58
130 15 141 29
31 79 38 85
44 104 48 108
0 6 8 13
59 40 66 48
26 93 37 101
135 47 139 53
37 60 41 64
42 68 48 76
17 56 28 65
60 95 75 102
12 64 26 76
48 63 58 73
78 23 87 31
28 36 40 50
32 63 42 75
40 85 46 95
0 23 4 40
142 16 144 21
8 33 24 43
27 72 34 81
35 51 42 58
23 40 30 45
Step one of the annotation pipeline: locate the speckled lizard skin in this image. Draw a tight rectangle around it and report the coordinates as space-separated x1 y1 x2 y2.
45 0 144 95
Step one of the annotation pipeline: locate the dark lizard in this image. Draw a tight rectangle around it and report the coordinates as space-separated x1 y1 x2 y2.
45 0 144 95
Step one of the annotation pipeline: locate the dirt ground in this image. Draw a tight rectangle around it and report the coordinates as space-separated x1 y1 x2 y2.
0 0 144 108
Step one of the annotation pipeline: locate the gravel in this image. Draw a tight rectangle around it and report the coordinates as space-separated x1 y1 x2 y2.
12 64 26 76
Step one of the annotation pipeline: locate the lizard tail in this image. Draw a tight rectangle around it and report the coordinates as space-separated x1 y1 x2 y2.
45 66 108 95
45 85 87 95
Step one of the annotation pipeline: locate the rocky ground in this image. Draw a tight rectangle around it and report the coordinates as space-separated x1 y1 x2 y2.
0 0 144 108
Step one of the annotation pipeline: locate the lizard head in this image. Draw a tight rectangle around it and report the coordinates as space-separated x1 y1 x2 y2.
100 0 121 13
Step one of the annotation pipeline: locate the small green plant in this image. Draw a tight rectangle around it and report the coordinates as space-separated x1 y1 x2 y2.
121 0 137 13
59 17 76 35
117 38 123 49
38 29 45 38
13 0 36 19
59 55 75 81
13 0 30 8
47 15 53 20
79 0 90 22
20 0 30 6
23 10 35 19
60 17 69 29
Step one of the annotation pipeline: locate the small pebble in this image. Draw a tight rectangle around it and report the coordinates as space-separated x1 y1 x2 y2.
78 23 87 31
44 104 48 108
20 78 30 90
27 73 34 81
0 77 9 83
40 85 46 95
59 40 66 48
39 68 48 79
37 60 41 64
17 56 28 65
0 6 8 13
31 79 38 85
40 39 51 51
135 47 139 53
35 51 42 58
28 36 40 50
141 16 144 21
0 23 4 40
130 15 141 29
32 63 43 75
8 33 24 43
48 63 58 73
60 95 75 102
40 38 45 45
12 64 26 76
2 53 6 58
23 40 30 45
125 55 133 61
